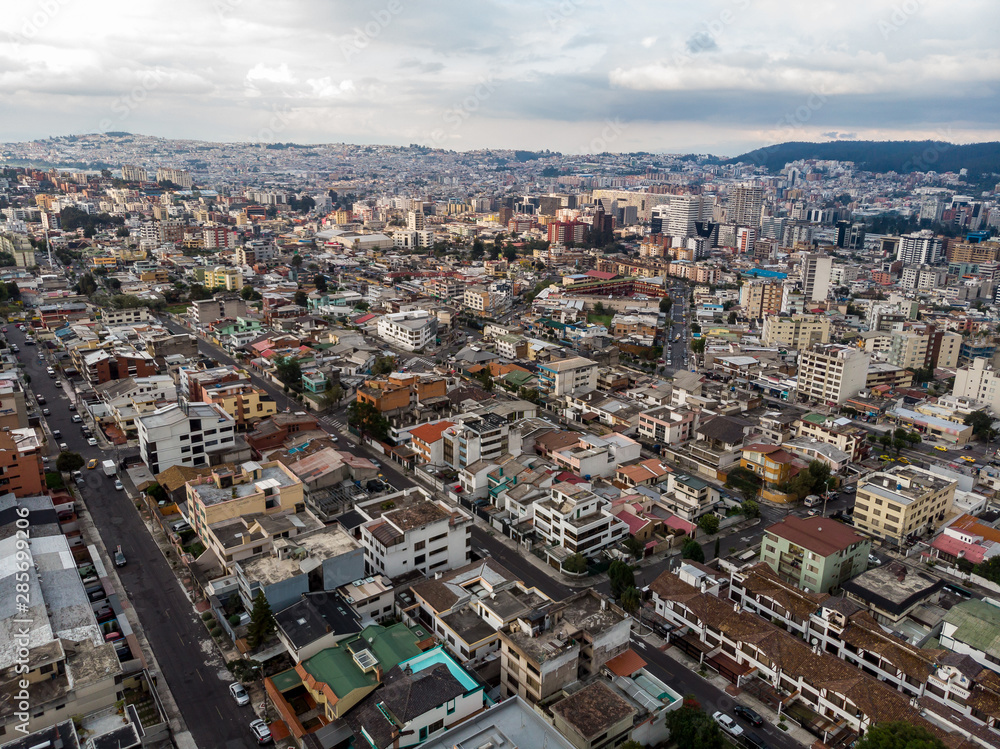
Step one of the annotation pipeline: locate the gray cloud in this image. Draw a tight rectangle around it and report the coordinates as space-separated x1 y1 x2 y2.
685 32 718 54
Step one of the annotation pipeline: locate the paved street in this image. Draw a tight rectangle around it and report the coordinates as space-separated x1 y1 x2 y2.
632 636 806 749
471 527 572 600
8 325 258 749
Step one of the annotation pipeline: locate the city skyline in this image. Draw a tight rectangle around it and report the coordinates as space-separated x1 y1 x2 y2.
3 0 999 155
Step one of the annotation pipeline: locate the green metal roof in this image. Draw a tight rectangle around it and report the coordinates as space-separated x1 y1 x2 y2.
301 646 377 698
944 599 1000 655
802 413 828 424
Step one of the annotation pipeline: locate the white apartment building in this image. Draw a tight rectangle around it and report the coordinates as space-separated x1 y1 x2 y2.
358 488 473 578
537 356 598 396
101 306 153 326
800 253 832 302
952 357 1000 413
651 194 713 236
377 310 438 351
897 230 945 265
189 296 249 327
796 344 870 405
533 482 629 566
137 401 236 475
442 414 509 470
761 314 831 349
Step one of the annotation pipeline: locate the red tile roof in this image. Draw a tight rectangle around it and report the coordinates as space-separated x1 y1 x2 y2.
605 649 647 677
765 516 866 558
409 421 455 445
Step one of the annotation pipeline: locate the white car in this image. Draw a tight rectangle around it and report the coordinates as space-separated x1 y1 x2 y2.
229 682 250 706
72 414 82 423
114 480 124 491
250 718 272 744
712 711 744 738
87 437 98 446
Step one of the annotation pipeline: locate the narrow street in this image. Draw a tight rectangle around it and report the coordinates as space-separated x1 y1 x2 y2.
9 325 257 749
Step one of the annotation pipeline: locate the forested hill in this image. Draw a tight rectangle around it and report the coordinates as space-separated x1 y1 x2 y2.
728 140 1000 175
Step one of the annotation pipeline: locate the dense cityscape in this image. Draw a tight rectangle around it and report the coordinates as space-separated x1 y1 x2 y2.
1 123 1000 749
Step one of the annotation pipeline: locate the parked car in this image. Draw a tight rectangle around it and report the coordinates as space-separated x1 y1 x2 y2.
42 408 51 416
734 705 764 726
229 682 250 706
712 711 744 738
869 554 882 566
114 480 124 491
59 442 68 451
114 546 126 567
249 718 272 745
87 437 98 446
171 520 192 533
68 403 76 411
72 414 82 422
52 429 61 439
35 394 46 405
87 459 98 469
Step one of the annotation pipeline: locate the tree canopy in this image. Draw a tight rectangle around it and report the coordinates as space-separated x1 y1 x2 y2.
247 592 276 649
854 721 945 749
964 410 995 440
664 699 724 749
698 514 720 535
682 538 705 563
347 399 391 442
56 452 85 472
608 560 635 599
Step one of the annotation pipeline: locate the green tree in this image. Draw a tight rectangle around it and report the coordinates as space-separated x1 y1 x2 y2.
594 301 605 314
620 586 641 616
146 483 168 504
226 658 263 684
115 226 131 238
562 553 587 574
682 538 705 563
664 699 724 749
294 290 308 308
659 297 672 314
246 592 276 649
275 356 302 385
372 356 396 376
964 410 995 440
240 284 257 301
324 382 344 408
608 560 635 598
470 238 485 260
975 556 1000 585
623 536 644 560
854 721 945 749
290 254 303 270
698 514 720 535
690 322 701 333
727 311 738 324
56 452 85 472
691 338 707 354
76 273 98 296
347 399 391 442
620 741 644 749
741 499 761 518
503 245 518 262
314 274 327 293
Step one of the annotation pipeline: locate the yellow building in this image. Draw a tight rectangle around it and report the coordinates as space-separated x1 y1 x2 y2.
853 466 956 544
204 266 243 291
204 385 278 429
739 280 784 319
141 269 170 283
91 255 119 268
762 314 831 349
185 460 304 538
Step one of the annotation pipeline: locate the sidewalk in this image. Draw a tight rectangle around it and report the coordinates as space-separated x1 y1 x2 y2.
658 640 814 747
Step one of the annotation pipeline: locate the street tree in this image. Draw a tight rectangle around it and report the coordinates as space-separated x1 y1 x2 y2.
226 658 263 683
698 514 720 536
563 553 587 574
664 699 724 749
608 560 635 598
274 356 302 386
56 452 85 472
620 586 641 615
372 356 396 376
854 721 944 749
964 410 994 440
682 538 705 563
347 400 391 442
741 499 761 519
623 536 644 560
246 592 276 649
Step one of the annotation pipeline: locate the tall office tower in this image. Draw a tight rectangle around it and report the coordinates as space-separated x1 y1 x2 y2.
407 202 425 231
727 185 764 227
897 230 945 265
120 164 148 182
760 216 787 241
736 226 757 253
651 194 714 237
800 253 833 302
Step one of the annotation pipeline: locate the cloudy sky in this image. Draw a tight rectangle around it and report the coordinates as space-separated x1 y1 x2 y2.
2 0 998 155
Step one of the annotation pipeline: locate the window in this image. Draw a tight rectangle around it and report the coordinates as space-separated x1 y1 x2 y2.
414 540 426 551
414 554 426 565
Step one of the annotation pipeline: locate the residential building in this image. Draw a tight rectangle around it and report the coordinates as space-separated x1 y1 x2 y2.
727 185 763 226
137 401 237 475
533 482 629 568
202 382 277 430
853 466 957 545
377 310 438 351
840 561 945 626
761 314 831 349
0 429 45 496
662 472 720 520
339 575 395 624
441 414 510 470
739 280 783 319
795 412 869 462
800 253 832 302
203 265 243 291
953 357 1000 413
77 348 158 386
740 443 804 487
760 516 871 594
189 295 248 327
537 356 598 397
357 488 473 577
897 230 945 265
420 696 577 749
796 344 870 405
498 589 631 702
409 420 456 465
939 599 1000 675
636 405 697 446
183 459 305 540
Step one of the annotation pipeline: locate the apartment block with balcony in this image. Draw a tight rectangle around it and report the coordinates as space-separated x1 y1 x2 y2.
138 401 237 475
760 516 871 594
441 414 509 470
636 405 697 446
740 443 804 487
853 466 957 545
499 590 631 703
661 472 720 521
796 344 870 405
358 488 473 578
533 482 629 569
377 310 438 352
537 356 598 397
795 412 869 463
761 314 831 349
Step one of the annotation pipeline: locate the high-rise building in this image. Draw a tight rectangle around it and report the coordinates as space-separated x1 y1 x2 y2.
407 203 425 231
727 185 764 226
155 167 193 188
739 280 784 319
651 194 713 237
800 253 832 302
897 230 945 265
796 344 870 404
120 164 148 182
761 314 831 349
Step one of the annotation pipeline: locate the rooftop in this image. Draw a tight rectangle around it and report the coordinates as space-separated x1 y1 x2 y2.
189 462 297 507
274 591 363 650
765 515 867 558
551 680 637 741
